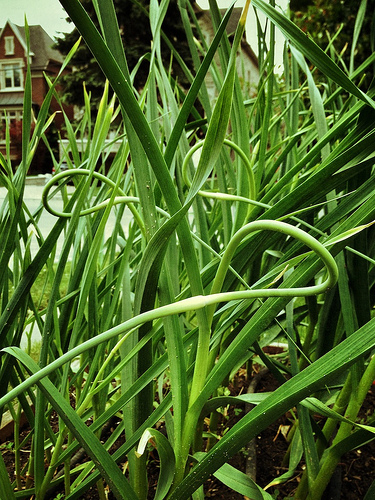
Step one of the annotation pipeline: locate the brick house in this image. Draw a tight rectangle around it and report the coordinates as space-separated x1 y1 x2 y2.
0 20 74 173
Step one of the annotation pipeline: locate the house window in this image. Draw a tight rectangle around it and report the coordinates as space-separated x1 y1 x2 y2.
4 64 22 88
0 109 23 142
0 62 23 90
4 36 15 55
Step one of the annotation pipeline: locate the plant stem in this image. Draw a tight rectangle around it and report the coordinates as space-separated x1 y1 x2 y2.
306 355 375 499
38 431 68 499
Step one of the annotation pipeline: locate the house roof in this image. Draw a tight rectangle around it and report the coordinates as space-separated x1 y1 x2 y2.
0 20 64 70
194 5 258 68
0 92 24 106
219 8 244 36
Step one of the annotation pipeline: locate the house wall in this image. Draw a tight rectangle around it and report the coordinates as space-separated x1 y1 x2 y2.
0 22 74 174
0 25 26 96
0 24 26 60
195 8 259 103
31 72 47 108
46 61 75 129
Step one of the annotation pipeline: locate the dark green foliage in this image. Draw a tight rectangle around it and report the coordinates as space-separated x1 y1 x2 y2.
54 0 195 108
291 0 375 75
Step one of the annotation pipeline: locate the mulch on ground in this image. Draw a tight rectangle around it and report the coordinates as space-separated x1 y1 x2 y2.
2 370 375 499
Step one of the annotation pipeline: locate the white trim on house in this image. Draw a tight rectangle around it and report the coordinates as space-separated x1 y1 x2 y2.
0 107 23 143
0 58 24 91
0 20 34 58
4 36 15 55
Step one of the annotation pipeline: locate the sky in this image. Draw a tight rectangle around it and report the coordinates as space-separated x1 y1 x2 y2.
0 0 73 39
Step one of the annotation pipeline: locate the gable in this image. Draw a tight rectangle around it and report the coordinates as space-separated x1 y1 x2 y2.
0 20 28 60
0 20 64 71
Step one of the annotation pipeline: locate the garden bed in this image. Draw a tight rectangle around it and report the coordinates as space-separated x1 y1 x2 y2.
2 369 375 499
1 0 375 499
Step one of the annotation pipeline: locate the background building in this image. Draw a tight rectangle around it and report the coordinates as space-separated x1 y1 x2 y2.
0 20 74 173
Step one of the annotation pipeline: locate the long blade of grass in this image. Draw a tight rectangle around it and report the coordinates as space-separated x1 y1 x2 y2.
252 0 375 108
7 350 138 500
212 462 273 499
291 46 330 161
136 428 176 500
0 453 16 499
350 0 368 75
164 4 235 167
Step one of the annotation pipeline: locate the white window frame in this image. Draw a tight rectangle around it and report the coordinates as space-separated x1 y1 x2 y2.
0 108 23 143
0 59 24 91
4 36 15 55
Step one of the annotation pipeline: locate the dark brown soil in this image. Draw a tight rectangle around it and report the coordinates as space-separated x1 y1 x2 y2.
2 370 375 499
250 372 375 500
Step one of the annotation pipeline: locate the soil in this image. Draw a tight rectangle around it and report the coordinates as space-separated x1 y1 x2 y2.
2 369 375 499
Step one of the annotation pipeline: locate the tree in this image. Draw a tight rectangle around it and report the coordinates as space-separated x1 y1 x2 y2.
54 0 195 109
290 0 375 76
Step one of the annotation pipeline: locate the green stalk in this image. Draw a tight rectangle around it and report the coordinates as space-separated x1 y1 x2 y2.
255 0 275 192
37 431 68 499
64 433 73 497
294 373 353 499
306 354 375 500
1 220 338 410
7 402 22 491
0 452 16 500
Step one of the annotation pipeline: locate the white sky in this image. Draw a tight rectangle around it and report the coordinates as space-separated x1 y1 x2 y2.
0 0 73 39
